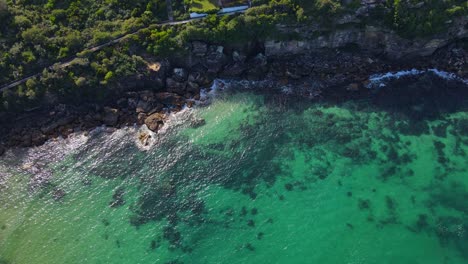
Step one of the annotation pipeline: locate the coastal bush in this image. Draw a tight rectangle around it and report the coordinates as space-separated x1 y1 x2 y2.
177 0 303 44
147 29 179 56
0 0 172 90
292 0 347 19
383 0 468 38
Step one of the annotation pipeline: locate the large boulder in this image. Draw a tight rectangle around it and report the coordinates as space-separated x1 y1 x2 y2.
144 112 166 132
222 62 247 77
247 53 268 78
135 91 156 113
136 100 152 113
31 130 47 146
205 45 227 73
166 78 187 94
19 133 32 147
232 51 247 63
192 41 208 57
186 81 200 93
173 68 188 82
40 116 75 134
154 92 185 106
188 70 211 86
102 107 119 126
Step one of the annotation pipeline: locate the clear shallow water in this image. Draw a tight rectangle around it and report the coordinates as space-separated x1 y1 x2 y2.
0 77 467 264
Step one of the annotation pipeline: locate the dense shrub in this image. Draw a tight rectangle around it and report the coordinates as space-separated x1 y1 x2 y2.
383 0 468 38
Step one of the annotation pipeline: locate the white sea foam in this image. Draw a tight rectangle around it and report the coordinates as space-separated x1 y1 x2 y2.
427 69 468 85
0 131 92 191
198 79 227 104
157 107 194 135
367 68 468 89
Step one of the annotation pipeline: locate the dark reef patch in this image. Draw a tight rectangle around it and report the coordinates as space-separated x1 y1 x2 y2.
432 123 449 138
407 214 429 233
150 239 161 250
163 226 182 247
453 119 468 137
284 183 294 191
109 187 125 208
257 232 264 240
101 219 110 226
94 78 468 257
428 182 468 214
251 208 258 215
125 112 290 252
358 199 371 210
245 243 255 251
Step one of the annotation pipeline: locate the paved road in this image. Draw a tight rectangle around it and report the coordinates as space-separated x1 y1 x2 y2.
0 10 245 92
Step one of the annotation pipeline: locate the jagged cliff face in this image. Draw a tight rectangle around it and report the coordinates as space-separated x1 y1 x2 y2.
265 11 467 60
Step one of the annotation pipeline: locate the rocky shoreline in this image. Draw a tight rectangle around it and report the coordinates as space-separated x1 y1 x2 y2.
1 1 467 156
0 37 467 156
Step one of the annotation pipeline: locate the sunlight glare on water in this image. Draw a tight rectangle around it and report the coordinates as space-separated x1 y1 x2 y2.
0 75 467 264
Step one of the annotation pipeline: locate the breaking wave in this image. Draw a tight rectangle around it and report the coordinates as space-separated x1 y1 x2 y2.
367 68 468 89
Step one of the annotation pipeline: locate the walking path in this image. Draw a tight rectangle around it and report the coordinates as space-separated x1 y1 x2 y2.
0 9 247 92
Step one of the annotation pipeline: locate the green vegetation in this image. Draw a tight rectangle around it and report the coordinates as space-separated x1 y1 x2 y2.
0 0 169 86
0 0 466 112
189 0 219 13
381 0 468 38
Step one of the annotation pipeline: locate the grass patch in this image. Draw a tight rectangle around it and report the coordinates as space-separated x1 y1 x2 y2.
189 0 220 13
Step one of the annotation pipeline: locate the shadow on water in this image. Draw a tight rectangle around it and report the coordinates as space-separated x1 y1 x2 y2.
369 73 468 121
123 73 468 256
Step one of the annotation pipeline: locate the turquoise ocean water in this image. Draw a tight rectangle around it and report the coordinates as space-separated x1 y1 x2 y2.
0 74 467 263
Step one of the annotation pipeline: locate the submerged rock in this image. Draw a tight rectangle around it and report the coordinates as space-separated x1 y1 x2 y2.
109 187 125 208
189 118 206 128
52 188 66 201
358 199 371 210
257 232 264 240
245 243 255 251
